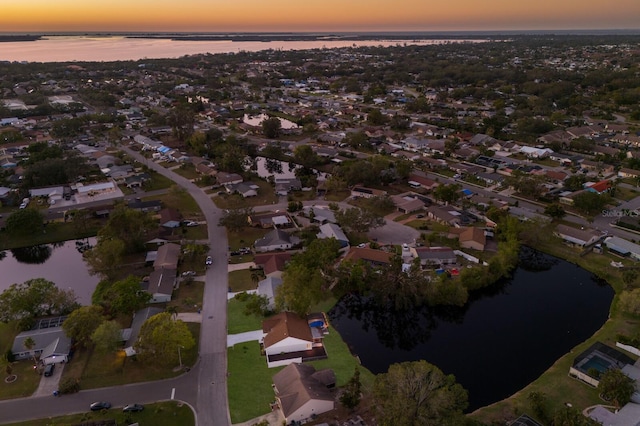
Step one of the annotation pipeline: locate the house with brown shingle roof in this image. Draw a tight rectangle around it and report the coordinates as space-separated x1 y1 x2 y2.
449 227 486 251
272 363 335 424
262 312 327 368
253 252 292 277
343 247 391 266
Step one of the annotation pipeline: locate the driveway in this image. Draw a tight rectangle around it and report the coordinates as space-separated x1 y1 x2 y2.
227 330 263 348
32 363 64 397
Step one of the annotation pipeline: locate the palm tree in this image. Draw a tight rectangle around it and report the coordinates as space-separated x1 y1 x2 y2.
23 337 36 364
166 305 178 321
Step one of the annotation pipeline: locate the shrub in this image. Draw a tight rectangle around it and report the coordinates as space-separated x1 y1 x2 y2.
59 377 80 394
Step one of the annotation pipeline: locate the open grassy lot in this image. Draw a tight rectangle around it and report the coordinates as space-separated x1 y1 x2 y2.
228 269 259 292
323 189 351 202
227 227 270 251
5 401 194 426
145 186 202 217
143 171 174 191
615 185 640 202
0 218 101 250
61 323 200 390
0 360 41 400
227 297 264 334
172 163 201 180
168 280 205 313
470 235 635 424
287 189 317 202
213 180 279 209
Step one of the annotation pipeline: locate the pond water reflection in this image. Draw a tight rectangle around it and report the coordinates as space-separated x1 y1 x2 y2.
329 248 614 411
0 239 99 305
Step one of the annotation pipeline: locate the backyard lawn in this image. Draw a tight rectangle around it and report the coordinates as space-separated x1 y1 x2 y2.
5 401 194 426
227 324 374 424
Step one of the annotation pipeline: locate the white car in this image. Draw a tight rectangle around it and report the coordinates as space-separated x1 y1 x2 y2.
205 256 213 266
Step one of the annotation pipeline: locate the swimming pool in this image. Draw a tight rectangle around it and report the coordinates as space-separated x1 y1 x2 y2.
582 355 613 373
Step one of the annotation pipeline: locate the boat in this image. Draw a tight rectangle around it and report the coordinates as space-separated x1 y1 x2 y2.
611 261 624 268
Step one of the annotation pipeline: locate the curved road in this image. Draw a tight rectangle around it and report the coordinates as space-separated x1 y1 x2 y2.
0 148 231 426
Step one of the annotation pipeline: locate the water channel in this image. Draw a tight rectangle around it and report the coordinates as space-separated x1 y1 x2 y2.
328 248 614 411
0 238 99 305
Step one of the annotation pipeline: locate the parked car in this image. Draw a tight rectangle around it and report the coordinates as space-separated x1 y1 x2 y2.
43 363 55 377
205 256 213 265
181 270 196 277
123 404 144 412
90 402 112 411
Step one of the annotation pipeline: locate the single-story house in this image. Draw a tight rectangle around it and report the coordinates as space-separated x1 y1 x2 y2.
12 326 72 365
144 268 177 303
604 236 640 261
159 208 182 228
225 182 259 198
302 206 336 224
257 276 283 310
426 205 462 227
128 199 162 213
393 194 426 214
619 168 640 179
254 252 292 278
255 229 300 253
216 172 243 186
408 172 439 191
449 227 487 251
272 363 336 424
554 224 603 248
153 243 180 270
123 307 164 356
410 247 457 267
262 312 327 368
342 247 391 266
275 178 302 196
249 212 292 228
316 223 349 247
585 180 612 194
350 186 387 199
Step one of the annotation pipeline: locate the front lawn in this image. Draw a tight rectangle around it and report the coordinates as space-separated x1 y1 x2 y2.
227 297 264 334
0 360 41 400
172 163 201 180
227 227 270 251
62 323 200 390
146 186 201 216
213 180 279 209
5 401 194 426
228 269 258 292
323 189 351 202
168 280 205 313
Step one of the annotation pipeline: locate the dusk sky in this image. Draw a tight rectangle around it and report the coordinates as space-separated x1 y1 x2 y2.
2 0 640 33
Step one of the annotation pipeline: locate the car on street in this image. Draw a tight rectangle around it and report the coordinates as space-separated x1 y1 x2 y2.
90 402 112 411
181 270 196 277
205 256 213 265
123 404 144 412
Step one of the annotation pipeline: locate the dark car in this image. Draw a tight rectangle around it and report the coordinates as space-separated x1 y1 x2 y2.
43 363 55 377
123 403 144 412
90 402 112 411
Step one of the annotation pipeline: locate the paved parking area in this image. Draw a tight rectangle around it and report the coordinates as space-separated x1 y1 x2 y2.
32 363 64 397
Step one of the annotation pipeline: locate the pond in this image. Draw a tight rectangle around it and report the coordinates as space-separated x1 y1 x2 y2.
0 238 99 305
328 248 614 411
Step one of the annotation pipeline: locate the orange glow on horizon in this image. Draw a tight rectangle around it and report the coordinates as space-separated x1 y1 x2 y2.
2 0 639 33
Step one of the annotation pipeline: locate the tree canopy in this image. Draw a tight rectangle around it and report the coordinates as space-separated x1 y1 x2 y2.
598 369 635 408
4 209 44 236
62 305 105 349
94 275 151 316
0 278 78 323
373 360 468 426
134 312 195 366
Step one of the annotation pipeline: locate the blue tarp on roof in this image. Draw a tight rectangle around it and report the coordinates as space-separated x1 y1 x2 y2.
158 146 172 153
461 188 473 196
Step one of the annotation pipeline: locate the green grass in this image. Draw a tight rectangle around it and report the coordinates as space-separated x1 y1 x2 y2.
143 172 174 191
227 227 270 251
4 401 194 426
146 187 201 217
0 219 101 250
228 269 257 292
172 163 201 180
168 280 205 312
62 323 200 390
0 360 41 400
287 190 317 202
227 298 264 334
227 314 375 423
227 341 282 423
469 236 634 424
323 190 351 202
182 225 209 240
213 180 280 209
615 185 639 202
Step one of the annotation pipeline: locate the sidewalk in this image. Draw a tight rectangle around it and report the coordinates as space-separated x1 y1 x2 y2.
228 262 256 272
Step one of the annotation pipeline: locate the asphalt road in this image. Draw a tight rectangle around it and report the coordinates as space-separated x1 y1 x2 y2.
0 149 232 426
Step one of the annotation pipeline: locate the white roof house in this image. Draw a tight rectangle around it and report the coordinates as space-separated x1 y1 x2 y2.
604 236 640 261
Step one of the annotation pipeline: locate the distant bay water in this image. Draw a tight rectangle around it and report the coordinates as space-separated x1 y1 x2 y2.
0 35 484 63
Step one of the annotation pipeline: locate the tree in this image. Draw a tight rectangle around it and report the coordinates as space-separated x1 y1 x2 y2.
432 183 462 205
84 238 126 280
98 275 152 316
23 337 36 363
218 207 253 233
373 360 468 426
335 207 385 234
134 312 195 367
261 116 282 138
598 369 635 408
62 306 105 349
91 320 122 353
4 209 44 236
572 191 610 216
97 205 154 254
293 144 320 168
340 366 362 410
623 270 638 288
617 288 640 315
544 203 566 221
168 103 195 141
0 278 78 322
